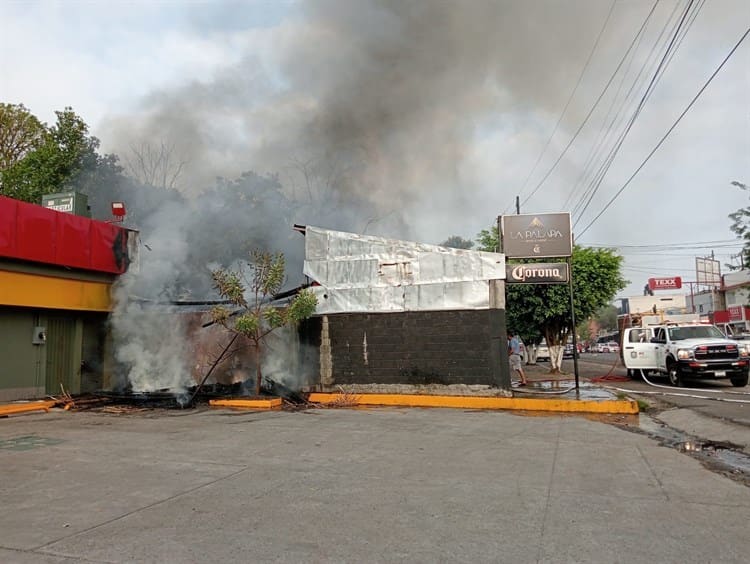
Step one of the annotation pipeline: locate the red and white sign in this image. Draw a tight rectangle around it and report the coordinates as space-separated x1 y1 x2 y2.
728 306 745 322
648 276 682 290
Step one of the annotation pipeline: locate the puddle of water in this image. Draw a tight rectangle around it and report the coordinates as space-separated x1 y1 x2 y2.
638 416 750 479
0 435 65 451
518 380 619 400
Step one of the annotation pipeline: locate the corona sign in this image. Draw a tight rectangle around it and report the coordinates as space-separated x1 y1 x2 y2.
505 262 569 284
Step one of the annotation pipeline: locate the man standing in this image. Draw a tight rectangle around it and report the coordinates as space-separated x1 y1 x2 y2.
508 332 528 386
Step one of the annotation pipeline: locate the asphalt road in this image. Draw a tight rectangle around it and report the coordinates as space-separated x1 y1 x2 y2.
2 406 749 563
529 352 750 453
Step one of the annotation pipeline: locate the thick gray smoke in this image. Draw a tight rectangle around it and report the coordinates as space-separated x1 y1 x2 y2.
103 0 624 242
99 0 656 392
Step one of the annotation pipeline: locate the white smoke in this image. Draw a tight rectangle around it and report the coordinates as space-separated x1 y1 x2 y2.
109 201 196 392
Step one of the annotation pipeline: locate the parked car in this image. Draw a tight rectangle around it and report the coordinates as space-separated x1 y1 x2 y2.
606 341 620 353
596 342 609 353
563 343 575 358
536 341 550 362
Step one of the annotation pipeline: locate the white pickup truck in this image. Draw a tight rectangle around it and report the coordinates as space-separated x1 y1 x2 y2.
621 322 750 387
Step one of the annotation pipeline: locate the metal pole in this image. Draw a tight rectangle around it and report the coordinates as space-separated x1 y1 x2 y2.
568 256 580 393
515 196 520 214
490 215 511 390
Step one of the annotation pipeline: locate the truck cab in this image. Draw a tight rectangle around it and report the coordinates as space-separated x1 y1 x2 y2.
622 322 750 387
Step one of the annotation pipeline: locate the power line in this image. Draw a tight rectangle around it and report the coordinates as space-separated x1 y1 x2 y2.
503 0 616 214
564 0 683 213
572 0 699 228
518 1 660 208
577 25 750 238
588 239 737 248
589 242 738 249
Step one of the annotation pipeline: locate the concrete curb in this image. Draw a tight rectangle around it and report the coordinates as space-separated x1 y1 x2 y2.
307 392 639 414
208 398 283 409
0 400 56 417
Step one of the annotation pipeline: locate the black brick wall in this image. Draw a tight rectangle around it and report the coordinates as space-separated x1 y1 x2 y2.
301 311 501 386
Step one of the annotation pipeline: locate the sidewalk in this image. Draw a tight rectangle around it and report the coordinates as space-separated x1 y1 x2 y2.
1 406 748 563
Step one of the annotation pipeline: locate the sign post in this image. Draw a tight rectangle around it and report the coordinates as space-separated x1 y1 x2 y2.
501 213 578 391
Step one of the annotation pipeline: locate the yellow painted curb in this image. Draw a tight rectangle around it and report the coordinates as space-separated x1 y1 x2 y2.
307 393 639 414
0 400 57 417
209 398 283 410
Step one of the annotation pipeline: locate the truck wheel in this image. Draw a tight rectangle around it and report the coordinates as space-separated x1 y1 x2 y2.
730 374 749 387
627 369 643 380
667 363 683 387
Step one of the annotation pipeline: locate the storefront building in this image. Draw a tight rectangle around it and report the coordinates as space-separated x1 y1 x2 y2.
0 195 137 401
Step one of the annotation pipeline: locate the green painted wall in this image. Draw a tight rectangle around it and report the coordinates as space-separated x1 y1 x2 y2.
0 309 46 400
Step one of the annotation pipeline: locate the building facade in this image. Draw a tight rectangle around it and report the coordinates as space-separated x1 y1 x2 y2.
0 196 137 401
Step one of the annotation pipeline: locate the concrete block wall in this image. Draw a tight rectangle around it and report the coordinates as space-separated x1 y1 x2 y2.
303 311 495 386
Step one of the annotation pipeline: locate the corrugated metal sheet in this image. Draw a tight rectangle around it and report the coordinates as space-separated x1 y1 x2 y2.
45 317 77 394
303 226 506 314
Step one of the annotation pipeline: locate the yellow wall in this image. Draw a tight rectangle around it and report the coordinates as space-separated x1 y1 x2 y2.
0 270 113 312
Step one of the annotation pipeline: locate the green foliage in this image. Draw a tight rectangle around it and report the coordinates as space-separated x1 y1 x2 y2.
235 313 260 337
474 224 625 349
210 305 230 326
504 246 626 348
594 304 620 332
440 235 474 249
288 290 318 322
254 250 285 296
728 181 750 269
476 226 499 252
263 307 284 329
210 249 318 395
0 107 104 203
211 270 247 308
0 103 45 170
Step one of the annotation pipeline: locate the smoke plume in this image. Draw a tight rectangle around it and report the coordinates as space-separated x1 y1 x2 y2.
98 0 651 392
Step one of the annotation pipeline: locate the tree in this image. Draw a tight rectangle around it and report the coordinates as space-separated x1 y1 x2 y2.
439 235 474 249
0 107 106 203
729 180 750 269
0 103 45 171
594 304 620 332
477 227 626 373
210 250 318 395
123 141 186 190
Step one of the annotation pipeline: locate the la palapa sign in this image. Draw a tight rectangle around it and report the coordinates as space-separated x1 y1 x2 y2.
501 213 572 258
648 276 682 291
505 262 569 284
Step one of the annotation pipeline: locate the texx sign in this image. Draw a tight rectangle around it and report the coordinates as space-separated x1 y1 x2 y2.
505 263 569 284
501 213 572 258
648 276 682 290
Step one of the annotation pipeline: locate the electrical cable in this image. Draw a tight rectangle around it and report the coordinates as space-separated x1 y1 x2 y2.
570 0 697 222
504 0 617 214
573 0 699 228
577 25 750 238
587 239 738 248
565 0 684 213
518 1 660 208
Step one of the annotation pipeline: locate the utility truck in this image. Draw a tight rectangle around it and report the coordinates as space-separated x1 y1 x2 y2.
620 317 749 387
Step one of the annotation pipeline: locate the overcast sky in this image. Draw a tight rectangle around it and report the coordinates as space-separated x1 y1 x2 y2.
2 0 748 300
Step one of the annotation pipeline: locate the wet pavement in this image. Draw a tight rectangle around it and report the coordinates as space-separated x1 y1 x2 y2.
1 405 749 563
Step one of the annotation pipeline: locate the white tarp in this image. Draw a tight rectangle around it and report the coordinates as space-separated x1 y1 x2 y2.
303 226 505 314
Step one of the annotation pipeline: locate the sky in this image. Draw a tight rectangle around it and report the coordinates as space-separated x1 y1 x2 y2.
2 0 749 301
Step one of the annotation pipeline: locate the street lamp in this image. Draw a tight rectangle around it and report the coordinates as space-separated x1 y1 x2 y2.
731 180 748 189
